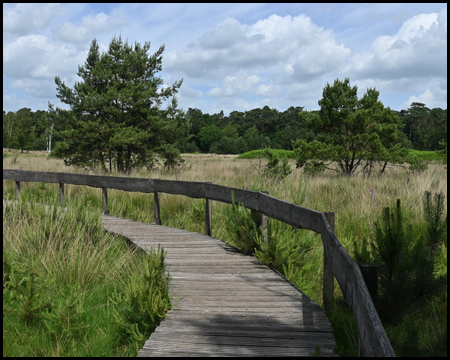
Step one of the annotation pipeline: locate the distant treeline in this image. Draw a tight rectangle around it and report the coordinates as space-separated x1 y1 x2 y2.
2 102 447 154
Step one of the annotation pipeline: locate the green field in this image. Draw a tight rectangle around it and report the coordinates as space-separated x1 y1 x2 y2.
3 150 447 357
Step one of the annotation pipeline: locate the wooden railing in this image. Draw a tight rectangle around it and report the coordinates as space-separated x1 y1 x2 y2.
3 169 395 357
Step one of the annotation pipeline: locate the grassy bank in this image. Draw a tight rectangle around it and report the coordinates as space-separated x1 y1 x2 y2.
3 149 447 356
3 193 170 357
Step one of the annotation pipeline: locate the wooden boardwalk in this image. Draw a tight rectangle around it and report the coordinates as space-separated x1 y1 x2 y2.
102 215 336 357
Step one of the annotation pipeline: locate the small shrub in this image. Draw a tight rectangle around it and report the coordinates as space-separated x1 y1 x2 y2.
10 152 19 164
303 160 326 176
223 192 261 254
159 144 185 172
370 192 447 324
183 140 199 153
262 148 292 180
408 155 428 174
110 245 170 344
437 140 447 164
237 149 295 159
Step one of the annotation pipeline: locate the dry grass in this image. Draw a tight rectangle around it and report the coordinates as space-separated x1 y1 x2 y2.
4 149 446 269
4 149 447 229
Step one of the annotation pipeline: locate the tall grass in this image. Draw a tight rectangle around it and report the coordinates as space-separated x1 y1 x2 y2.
3 192 170 357
3 150 447 356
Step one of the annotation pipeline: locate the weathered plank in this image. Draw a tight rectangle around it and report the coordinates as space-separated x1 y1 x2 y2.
3 169 156 192
102 215 337 357
259 192 323 233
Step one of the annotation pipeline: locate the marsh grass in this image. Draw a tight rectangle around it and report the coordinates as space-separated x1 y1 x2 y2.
3 150 447 356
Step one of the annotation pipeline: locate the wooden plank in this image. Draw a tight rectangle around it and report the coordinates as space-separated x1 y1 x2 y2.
100 215 336 357
139 345 336 357
157 317 333 332
205 198 212 236
59 183 64 206
204 183 260 210
102 187 108 215
153 178 207 198
15 180 20 200
154 192 161 225
148 332 336 348
323 212 335 310
139 337 338 357
259 192 323 233
3 169 157 192
166 310 332 323
167 272 293 281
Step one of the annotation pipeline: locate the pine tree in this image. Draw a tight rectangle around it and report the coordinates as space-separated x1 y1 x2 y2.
54 35 183 173
371 192 447 324
293 78 409 176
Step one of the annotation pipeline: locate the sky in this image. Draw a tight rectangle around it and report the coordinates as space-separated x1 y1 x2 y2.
3 3 447 116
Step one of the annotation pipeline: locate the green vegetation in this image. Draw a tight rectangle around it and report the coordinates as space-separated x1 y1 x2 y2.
3 193 170 357
52 35 185 173
2 72 447 355
293 78 410 176
3 153 447 356
238 148 443 163
408 149 445 161
362 194 447 324
352 192 447 356
399 102 447 151
4 97 446 161
237 149 295 159
261 148 292 180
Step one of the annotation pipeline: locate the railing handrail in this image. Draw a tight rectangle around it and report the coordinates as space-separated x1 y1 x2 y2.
3 169 395 356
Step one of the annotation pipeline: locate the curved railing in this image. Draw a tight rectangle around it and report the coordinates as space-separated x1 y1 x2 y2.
3 169 395 356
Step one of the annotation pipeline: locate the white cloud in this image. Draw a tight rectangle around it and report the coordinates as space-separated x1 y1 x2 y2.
166 14 351 82
207 75 260 97
10 78 56 99
402 87 447 109
199 17 248 49
256 84 282 97
3 34 84 80
351 8 447 79
3 89 30 111
180 86 203 99
52 11 130 44
3 3 66 36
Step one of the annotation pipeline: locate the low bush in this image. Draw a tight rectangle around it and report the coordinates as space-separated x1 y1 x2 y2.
408 155 429 174
408 149 444 162
237 149 295 159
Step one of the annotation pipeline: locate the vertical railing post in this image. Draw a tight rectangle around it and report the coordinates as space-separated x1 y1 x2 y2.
102 187 109 215
15 181 20 200
59 183 64 206
323 212 335 311
205 198 212 236
259 191 269 244
154 192 161 225
359 263 378 310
